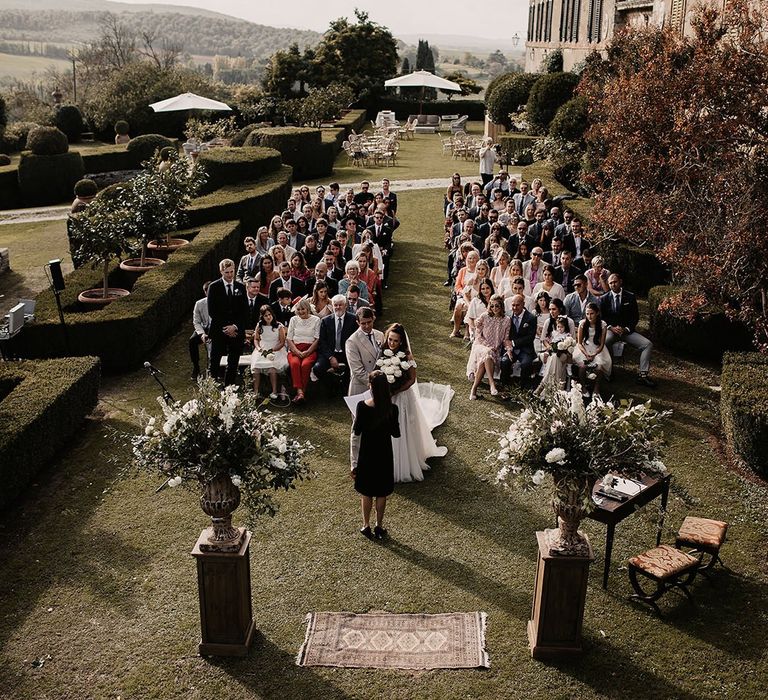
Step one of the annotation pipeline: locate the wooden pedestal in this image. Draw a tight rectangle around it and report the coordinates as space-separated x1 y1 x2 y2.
528 529 594 660
191 528 255 657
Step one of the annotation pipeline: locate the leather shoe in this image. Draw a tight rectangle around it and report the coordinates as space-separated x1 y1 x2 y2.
373 526 388 540
360 526 374 540
636 375 657 388
443 280 451 286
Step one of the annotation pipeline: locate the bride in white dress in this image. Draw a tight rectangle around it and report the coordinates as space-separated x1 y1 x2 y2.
378 323 453 483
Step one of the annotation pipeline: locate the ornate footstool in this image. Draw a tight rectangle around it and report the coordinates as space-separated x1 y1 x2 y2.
628 544 699 615
675 516 728 578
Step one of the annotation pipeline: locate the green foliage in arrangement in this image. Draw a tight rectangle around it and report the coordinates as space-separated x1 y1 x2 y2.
26 125 69 155
0 357 101 512
721 352 768 476
526 72 581 134
17 151 85 206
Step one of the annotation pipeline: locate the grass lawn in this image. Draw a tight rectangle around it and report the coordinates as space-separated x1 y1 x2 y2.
0 175 766 697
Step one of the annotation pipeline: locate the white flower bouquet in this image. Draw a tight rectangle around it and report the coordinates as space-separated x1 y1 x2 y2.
131 377 313 523
375 349 415 386
550 336 576 356
258 348 276 362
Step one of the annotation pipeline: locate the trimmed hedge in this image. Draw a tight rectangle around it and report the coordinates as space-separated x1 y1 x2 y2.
0 357 100 511
497 134 540 166
0 154 10 166
196 146 282 194
18 151 85 206
79 145 137 173
27 126 69 155
648 286 753 360
188 165 293 232
721 352 768 477
526 72 581 135
358 97 485 121
486 73 539 129
598 240 669 295
0 164 20 209
333 109 368 136
246 127 331 180
126 134 176 164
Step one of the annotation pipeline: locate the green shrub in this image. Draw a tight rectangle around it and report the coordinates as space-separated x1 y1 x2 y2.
0 95 6 131
230 124 260 147
115 120 130 136
245 127 329 180
79 145 136 173
196 147 282 193
26 126 69 155
126 134 176 164
721 352 768 477
0 121 39 152
543 49 564 74
74 178 98 198
526 72 581 134
549 96 588 142
18 151 85 206
0 357 100 511
0 163 20 208
0 154 10 166
55 105 85 142
647 286 753 360
485 73 539 129
496 134 540 166
598 240 669 295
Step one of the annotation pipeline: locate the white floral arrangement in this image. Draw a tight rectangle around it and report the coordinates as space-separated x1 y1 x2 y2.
131 377 313 522
376 349 416 385
494 382 670 508
550 336 576 355
258 348 276 362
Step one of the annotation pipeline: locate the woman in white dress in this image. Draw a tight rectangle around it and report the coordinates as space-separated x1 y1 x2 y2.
572 302 612 398
250 306 289 399
379 323 452 483
531 264 566 302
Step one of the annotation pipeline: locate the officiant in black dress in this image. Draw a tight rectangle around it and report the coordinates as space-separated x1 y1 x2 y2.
350 370 400 540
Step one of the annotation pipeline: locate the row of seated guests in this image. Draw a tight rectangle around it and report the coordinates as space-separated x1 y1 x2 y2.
443 173 657 399
188 180 399 402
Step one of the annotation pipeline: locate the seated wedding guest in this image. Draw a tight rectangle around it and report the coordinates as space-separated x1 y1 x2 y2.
489 188 506 212
301 234 323 271
271 288 295 327
586 255 611 298
523 247 545 293
600 273 656 387
356 252 379 302
504 276 532 315
380 177 397 216
312 294 358 385
338 260 370 301
555 208 574 240
236 236 261 282
296 215 310 237
446 173 463 207
482 223 507 261
323 250 345 281
346 284 370 314
244 278 262 352
498 198 517 226
563 274 597 324
253 255 278 307
524 203 537 225
255 226 275 256
542 237 564 268
498 259 525 298
290 251 311 285
536 298 576 355
530 177 543 198
354 180 375 207
269 261 306 303
446 192 465 218
466 278 495 342
500 294 537 390
513 240 531 263
286 197 300 220
539 220 556 252
578 246 594 273
527 207 548 247
287 298 321 404
335 229 355 264
467 294 510 400
532 290 552 338
314 218 332 252
534 315 574 397
189 282 211 380
311 280 333 318
268 215 284 240
554 249 582 294
298 185 312 205
324 182 340 210
572 302 611 398
490 250 511 290
548 206 563 229
251 305 289 400
307 261 338 297
507 220 534 257
354 233 384 276
563 216 591 258
451 250 480 338
536 186 552 212
323 209 339 237
287 218 306 250
270 244 287 268
275 230 297 260
208 258 248 387
532 264 566 302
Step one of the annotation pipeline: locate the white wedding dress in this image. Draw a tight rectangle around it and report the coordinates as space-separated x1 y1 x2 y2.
391 380 454 483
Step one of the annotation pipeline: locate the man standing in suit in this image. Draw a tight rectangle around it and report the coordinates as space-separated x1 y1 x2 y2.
346 307 384 396
599 273 656 387
513 181 536 216
562 217 591 258
243 278 261 353
236 236 261 282
269 261 305 303
366 210 393 285
380 178 398 217
189 281 211 380
312 295 358 387
500 294 537 390
207 259 248 386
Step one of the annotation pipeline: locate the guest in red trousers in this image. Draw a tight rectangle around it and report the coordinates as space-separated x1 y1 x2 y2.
286 298 321 403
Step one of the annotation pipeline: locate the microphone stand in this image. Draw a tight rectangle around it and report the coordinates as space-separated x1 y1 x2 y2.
145 364 175 406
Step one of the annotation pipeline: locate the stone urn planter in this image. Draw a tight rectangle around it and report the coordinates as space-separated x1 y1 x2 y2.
199 471 245 553
77 287 130 306
119 257 166 273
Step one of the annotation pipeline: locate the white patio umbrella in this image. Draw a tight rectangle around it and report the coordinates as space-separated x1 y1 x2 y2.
149 92 232 113
384 70 462 114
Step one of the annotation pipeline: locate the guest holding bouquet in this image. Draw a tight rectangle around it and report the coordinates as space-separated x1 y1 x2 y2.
251 306 289 400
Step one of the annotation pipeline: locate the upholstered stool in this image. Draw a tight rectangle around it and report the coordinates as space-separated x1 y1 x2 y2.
628 544 699 614
675 516 728 578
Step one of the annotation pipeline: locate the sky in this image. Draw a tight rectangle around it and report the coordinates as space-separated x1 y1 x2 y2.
118 0 529 45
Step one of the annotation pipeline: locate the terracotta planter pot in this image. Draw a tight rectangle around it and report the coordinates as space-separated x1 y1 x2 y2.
146 238 189 260
119 257 166 273
77 287 130 306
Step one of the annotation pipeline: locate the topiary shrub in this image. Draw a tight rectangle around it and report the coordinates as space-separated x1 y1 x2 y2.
526 72 581 134
549 95 588 142
721 352 768 477
485 73 539 129
0 154 10 166
230 124 260 147
245 127 328 180
126 134 176 165
114 120 130 136
18 151 85 206
55 105 85 142
0 122 39 153
597 240 669 295
196 146 282 193
26 126 69 155
74 178 98 198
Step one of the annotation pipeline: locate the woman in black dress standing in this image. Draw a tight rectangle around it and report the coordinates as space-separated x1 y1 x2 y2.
350 370 400 540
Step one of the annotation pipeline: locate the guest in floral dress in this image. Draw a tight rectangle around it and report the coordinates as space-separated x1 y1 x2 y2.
467 295 511 400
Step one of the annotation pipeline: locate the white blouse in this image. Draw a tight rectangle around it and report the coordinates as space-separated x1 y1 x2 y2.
287 314 321 345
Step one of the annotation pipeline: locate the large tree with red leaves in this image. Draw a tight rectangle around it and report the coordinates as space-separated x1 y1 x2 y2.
580 1 768 350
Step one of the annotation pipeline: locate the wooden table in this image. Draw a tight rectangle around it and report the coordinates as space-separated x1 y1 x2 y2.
586 473 671 589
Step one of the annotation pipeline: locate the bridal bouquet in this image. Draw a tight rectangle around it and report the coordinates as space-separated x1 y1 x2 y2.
376 349 415 387
550 336 576 356
131 377 313 522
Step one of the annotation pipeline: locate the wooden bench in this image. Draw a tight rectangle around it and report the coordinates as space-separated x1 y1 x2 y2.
628 544 699 615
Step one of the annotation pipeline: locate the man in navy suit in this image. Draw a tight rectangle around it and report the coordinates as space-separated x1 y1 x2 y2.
599 273 656 387
500 294 537 390
312 294 358 388
207 258 248 386
269 261 305 304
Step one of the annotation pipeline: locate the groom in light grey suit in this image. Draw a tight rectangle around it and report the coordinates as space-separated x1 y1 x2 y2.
346 307 384 396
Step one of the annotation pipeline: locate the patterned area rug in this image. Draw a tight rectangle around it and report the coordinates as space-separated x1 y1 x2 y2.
296 612 489 669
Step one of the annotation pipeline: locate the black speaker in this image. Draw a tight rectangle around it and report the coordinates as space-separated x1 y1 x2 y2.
49 259 65 292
